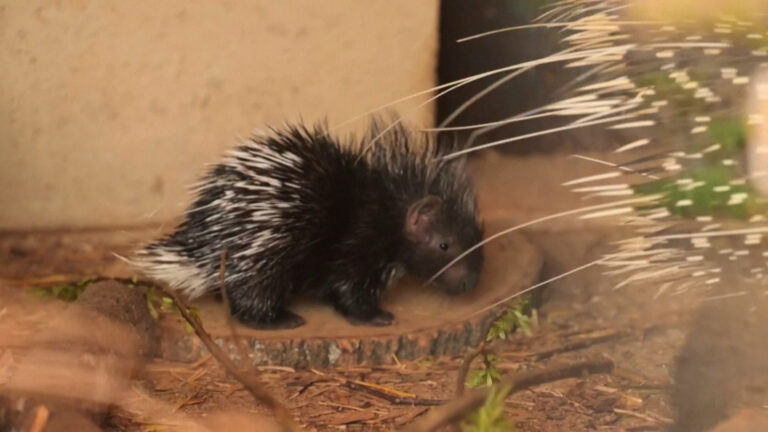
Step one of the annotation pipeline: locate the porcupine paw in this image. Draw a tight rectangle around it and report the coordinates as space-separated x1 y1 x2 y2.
345 309 395 327
237 310 306 330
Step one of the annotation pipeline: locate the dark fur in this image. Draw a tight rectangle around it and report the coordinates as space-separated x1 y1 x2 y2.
137 121 483 329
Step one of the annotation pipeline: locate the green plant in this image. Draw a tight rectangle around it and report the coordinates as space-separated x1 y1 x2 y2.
461 385 516 432
144 285 162 319
707 117 747 155
143 285 201 333
468 295 535 389
634 165 767 219
626 109 768 220
487 295 533 341
28 277 95 302
468 354 502 388
628 54 766 221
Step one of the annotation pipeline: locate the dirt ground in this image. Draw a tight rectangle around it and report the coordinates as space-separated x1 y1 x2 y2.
103 322 680 432
0 151 745 431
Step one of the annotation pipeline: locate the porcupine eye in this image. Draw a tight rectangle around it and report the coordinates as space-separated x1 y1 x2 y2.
439 242 449 251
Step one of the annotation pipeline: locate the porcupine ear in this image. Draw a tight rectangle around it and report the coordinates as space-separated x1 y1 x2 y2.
405 196 443 243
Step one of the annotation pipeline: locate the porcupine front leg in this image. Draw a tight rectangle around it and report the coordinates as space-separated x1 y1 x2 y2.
326 267 394 327
226 274 305 330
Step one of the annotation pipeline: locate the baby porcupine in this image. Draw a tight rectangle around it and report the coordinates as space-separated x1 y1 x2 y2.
135 121 484 329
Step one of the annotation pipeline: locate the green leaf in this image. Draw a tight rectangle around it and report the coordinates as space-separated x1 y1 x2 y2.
27 278 94 302
487 295 534 342
185 306 202 334
468 354 502 389
161 296 176 312
141 287 203 332
513 310 532 336
708 117 747 155
144 286 160 319
461 385 516 432
633 163 767 220
468 369 490 389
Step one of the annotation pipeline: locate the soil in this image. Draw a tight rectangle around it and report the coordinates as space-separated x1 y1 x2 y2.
1 151 763 431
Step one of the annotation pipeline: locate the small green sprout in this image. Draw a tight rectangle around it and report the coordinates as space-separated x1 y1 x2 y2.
468 354 502 388
487 295 533 341
461 385 516 432
142 285 201 333
467 295 535 389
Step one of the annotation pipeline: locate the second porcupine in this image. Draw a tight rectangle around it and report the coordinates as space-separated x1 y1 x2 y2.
134 121 484 329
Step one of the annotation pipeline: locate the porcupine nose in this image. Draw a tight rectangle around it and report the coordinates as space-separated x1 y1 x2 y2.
463 271 479 292
440 261 479 294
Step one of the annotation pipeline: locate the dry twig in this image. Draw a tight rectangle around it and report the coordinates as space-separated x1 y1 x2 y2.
505 328 627 360
454 308 509 396
28 405 50 432
345 379 445 406
455 342 489 396
158 287 302 432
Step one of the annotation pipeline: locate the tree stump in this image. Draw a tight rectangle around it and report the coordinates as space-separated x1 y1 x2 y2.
160 218 543 368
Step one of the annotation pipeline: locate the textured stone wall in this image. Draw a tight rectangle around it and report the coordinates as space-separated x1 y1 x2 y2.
0 0 438 229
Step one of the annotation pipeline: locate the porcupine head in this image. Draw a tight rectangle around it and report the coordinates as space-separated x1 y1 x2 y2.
356 119 485 300
394 145 484 296
133 121 484 328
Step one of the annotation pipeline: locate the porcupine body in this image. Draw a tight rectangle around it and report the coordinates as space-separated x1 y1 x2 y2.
434 2 768 429
523 4 768 430
135 122 484 329
670 288 768 432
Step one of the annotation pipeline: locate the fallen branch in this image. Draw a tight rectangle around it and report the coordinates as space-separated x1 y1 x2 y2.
505 328 627 361
159 287 302 432
613 366 672 390
455 342 489 397
403 358 615 432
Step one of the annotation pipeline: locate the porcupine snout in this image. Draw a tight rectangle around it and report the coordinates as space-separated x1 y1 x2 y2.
436 247 483 295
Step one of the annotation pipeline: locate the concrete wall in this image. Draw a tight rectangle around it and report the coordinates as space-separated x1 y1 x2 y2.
0 0 439 230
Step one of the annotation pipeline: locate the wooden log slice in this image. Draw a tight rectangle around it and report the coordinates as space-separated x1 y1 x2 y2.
160 218 543 368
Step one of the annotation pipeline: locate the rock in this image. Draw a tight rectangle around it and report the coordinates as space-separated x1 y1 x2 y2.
2 280 160 431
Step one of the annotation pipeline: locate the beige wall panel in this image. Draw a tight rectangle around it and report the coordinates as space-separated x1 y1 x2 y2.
0 0 438 229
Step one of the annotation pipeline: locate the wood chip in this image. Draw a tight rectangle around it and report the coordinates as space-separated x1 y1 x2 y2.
28 405 50 432
395 408 429 427
614 408 673 425
323 410 377 425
